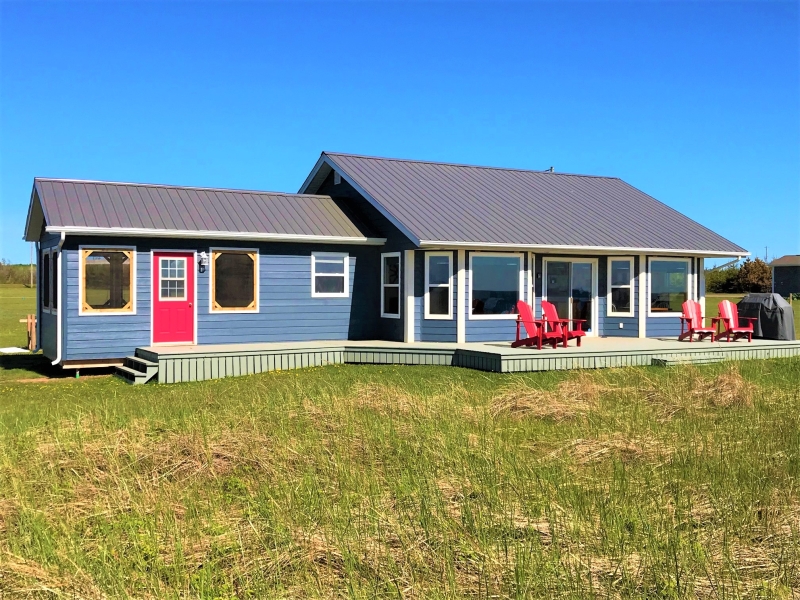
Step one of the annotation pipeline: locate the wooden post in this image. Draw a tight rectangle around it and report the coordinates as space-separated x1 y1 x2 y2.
27 314 37 351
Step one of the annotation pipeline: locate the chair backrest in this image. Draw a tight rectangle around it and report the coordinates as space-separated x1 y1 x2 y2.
681 300 703 329
541 301 564 335
718 299 738 328
515 300 538 339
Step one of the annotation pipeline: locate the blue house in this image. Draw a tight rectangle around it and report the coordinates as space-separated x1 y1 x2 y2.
24 152 748 369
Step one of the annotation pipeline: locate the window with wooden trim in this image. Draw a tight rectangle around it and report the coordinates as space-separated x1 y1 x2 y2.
311 252 349 298
425 252 452 319
607 257 634 317
41 251 50 310
381 253 401 318
80 248 134 313
211 250 258 311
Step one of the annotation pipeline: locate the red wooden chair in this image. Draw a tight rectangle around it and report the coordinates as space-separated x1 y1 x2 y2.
715 299 755 342
541 300 587 347
512 301 554 349
678 300 716 342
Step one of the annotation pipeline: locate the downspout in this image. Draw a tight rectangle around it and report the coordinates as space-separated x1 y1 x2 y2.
34 242 41 352
51 231 66 366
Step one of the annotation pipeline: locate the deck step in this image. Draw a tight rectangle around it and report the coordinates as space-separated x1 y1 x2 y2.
115 356 159 384
651 354 725 367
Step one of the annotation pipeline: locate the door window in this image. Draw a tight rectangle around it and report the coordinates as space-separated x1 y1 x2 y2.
159 258 186 300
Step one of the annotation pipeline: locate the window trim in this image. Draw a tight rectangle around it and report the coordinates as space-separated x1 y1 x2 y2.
41 250 52 313
209 247 259 313
647 256 692 317
78 245 137 316
606 256 635 318
468 251 525 320
380 252 401 319
424 251 453 320
311 252 349 298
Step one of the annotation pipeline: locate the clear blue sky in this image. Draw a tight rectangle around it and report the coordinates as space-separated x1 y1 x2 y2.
1 1 798 265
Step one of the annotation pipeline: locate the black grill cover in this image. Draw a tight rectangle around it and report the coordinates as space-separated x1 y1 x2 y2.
736 293 796 340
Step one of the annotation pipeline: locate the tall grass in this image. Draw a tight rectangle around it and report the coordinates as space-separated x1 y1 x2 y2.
1 359 799 597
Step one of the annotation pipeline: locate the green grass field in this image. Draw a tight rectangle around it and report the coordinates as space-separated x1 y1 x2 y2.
0 284 37 349
1 285 799 596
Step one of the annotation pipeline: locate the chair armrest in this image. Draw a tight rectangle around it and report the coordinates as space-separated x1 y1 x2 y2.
740 317 758 324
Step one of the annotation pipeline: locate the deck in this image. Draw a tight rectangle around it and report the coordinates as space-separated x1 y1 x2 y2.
115 337 800 384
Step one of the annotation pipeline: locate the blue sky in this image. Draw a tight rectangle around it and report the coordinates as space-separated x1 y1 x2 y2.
1 0 797 265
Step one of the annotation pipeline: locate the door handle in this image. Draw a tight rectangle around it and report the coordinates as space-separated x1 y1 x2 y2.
189 303 193 307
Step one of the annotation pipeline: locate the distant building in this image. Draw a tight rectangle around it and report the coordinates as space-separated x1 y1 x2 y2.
770 255 800 296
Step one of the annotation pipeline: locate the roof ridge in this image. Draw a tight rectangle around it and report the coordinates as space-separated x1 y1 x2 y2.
34 177 334 199
323 151 621 180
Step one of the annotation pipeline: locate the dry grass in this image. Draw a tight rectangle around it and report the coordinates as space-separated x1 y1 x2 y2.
490 371 607 421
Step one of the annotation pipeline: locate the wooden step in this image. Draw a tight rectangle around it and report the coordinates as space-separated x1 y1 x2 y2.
651 354 725 367
114 365 150 384
116 356 159 384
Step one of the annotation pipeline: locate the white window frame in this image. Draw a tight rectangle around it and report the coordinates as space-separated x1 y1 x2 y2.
380 252 401 319
607 256 635 317
158 256 188 302
209 247 259 313
78 245 137 316
41 248 56 314
311 252 349 298
424 251 453 320
647 256 692 317
468 252 525 320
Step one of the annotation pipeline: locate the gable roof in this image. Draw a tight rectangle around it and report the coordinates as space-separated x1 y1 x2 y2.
24 178 384 244
301 152 747 256
770 255 800 267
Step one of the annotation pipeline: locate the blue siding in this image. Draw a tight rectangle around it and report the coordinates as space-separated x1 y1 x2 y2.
63 246 151 360
40 311 57 359
60 237 382 360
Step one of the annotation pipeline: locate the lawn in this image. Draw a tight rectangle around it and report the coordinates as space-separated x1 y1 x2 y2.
1 358 799 597
1 284 799 597
0 284 37 349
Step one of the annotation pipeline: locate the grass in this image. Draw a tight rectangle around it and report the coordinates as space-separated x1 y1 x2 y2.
0 284 37 349
1 360 799 598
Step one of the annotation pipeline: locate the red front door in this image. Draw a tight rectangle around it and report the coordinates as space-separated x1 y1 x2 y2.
153 252 194 344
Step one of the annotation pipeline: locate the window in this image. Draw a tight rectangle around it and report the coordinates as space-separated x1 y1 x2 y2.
52 251 58 311
312 252 348 298
80 248 134 314
470 253 523 319
211 250 258 311
381 253 401 318
159 257 186 300
41 252 50 310
607 257 634 317
425 252 452 319
649 258 690 315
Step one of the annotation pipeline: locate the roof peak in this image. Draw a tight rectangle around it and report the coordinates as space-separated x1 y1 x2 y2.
34 177 332 199
323 151 621 180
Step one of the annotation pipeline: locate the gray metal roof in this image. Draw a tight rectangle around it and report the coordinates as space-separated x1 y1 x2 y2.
303 152 747 255
25 178 382 243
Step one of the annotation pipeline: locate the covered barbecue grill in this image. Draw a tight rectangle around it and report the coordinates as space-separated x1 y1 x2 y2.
736 293 796 340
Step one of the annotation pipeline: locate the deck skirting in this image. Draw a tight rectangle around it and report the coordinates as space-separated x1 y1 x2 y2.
128 339 800 384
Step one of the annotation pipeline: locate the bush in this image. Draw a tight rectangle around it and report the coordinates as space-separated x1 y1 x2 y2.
737 258 772 293
705 266 741 293
0 260 36 285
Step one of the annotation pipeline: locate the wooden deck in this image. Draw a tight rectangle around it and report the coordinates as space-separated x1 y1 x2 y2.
115 337 800 384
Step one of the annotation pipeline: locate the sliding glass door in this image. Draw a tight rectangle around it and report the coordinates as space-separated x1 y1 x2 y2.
543 259 597 335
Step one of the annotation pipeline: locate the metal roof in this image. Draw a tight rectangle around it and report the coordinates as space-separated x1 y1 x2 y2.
25 178 383 244
302 152 747 255
770 255 800 267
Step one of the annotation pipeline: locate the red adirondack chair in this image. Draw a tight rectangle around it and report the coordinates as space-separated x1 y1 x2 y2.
512 300 554 349
541 300 587 347
715 299 755 342
678 300 716 342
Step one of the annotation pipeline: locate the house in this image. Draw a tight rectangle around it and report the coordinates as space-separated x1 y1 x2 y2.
770 255 800 297
23 152 748 369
